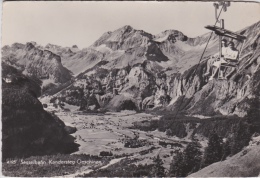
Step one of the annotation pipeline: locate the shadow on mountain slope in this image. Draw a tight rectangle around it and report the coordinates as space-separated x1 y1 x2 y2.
2 63 79 160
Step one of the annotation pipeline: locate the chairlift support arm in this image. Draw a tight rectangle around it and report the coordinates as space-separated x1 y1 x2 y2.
205 25 247 41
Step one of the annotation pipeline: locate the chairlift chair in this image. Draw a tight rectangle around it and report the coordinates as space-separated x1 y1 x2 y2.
204 1 247 80
205 25 247 79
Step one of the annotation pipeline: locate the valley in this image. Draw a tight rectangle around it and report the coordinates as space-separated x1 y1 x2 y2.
43 102 192 171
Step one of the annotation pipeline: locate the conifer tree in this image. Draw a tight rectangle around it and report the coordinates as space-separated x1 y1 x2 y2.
152 155 166 177
169 150 185 177
230 120 251 155
182 140 202 174
221 137 231 160
169 141 202 177
201 131 223 168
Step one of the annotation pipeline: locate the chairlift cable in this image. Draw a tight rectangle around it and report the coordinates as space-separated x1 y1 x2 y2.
166 5 224 128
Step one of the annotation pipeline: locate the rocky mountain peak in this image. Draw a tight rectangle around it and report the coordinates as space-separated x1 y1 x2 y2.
30 41 37 46
91 25 153 51
161 29 183 36
124 25 132 29
46 43 59 48
11 43 25 50
25 42 36 51
154 29 188 43
120 25 133 32
43 49 62 63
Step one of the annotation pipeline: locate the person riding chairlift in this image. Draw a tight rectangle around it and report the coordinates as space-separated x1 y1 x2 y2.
204 39 227 79
204 40 238 80
224 41 239 62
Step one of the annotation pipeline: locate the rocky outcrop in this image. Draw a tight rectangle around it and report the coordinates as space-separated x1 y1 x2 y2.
105 95 137 111
2 64 79 159
57 64 158 110
127 66 150 88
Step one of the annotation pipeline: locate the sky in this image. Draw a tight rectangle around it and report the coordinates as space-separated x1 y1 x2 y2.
2 1 260 48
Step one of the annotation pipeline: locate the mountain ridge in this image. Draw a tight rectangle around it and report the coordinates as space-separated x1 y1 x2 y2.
2 42 73 85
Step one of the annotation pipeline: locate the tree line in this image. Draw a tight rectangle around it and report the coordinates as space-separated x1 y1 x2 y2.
168 120 251 177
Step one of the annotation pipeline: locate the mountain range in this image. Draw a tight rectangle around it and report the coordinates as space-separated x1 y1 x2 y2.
4 20 255 117
3 21 260 116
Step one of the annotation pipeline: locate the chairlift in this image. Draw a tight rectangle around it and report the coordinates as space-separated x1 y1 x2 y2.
204 1 247 80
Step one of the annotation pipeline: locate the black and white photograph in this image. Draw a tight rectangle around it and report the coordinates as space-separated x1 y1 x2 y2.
1 1 260 177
